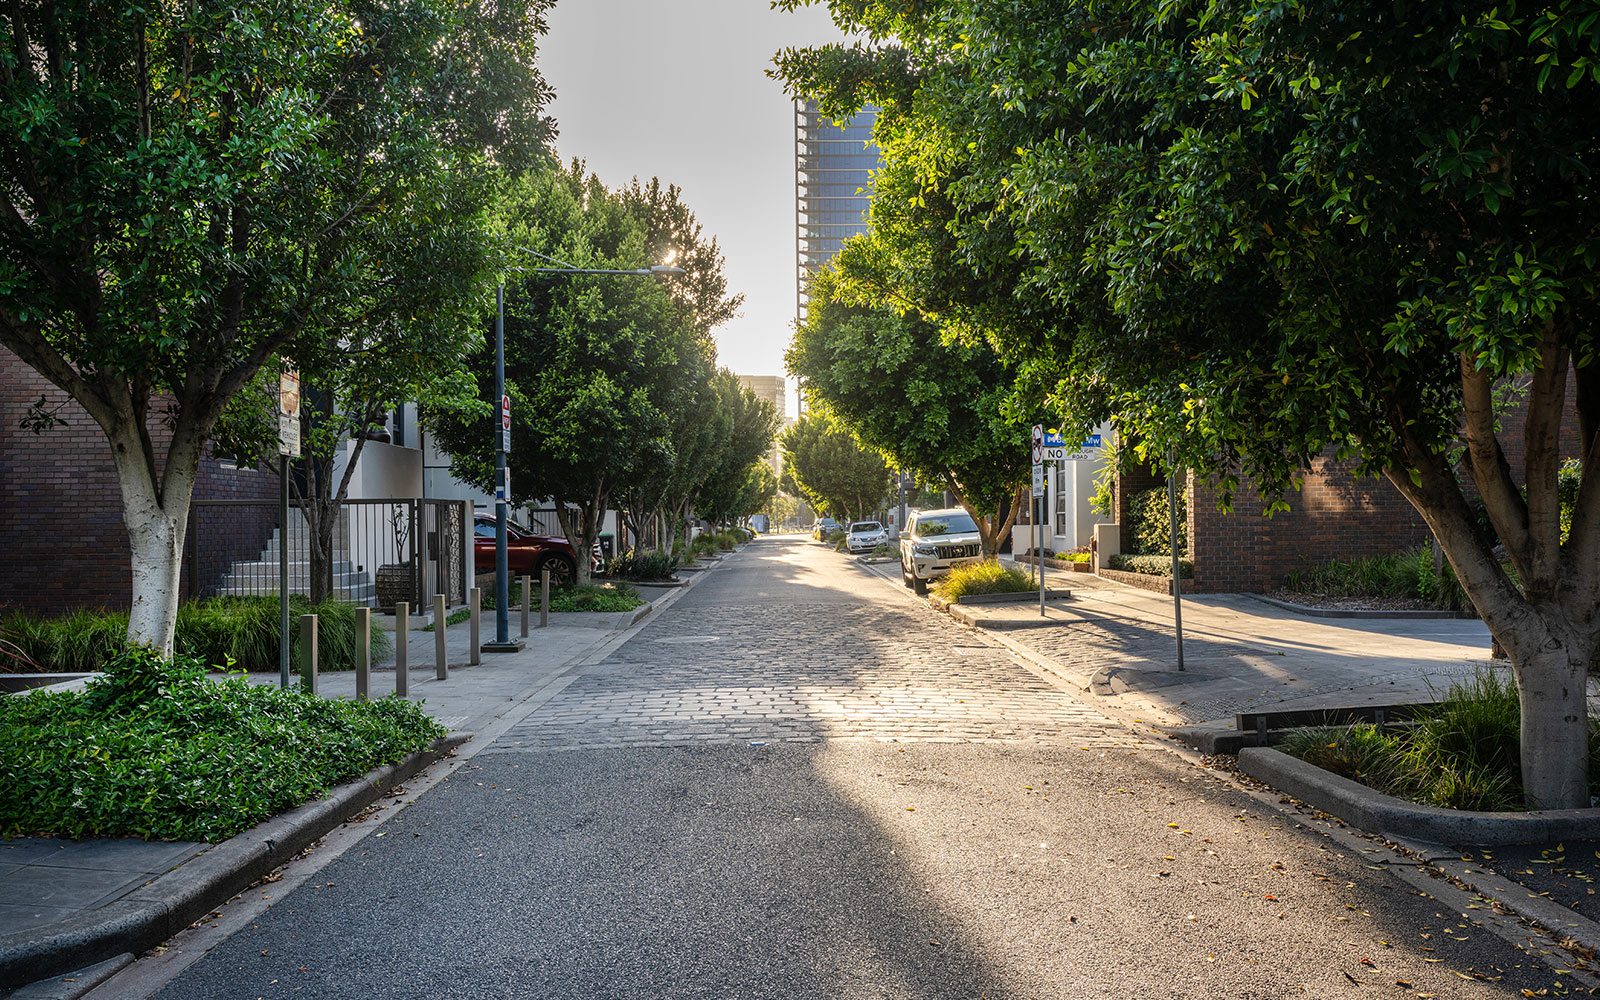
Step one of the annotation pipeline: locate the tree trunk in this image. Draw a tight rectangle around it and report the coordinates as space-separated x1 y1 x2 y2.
110 424 197 657
1513 639 1591 810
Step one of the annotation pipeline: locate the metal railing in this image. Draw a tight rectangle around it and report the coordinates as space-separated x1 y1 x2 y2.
185 498 470 610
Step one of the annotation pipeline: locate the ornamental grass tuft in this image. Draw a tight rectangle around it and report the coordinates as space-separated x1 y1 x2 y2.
932 560 1033 600
1276 670 1598 812
0 596 391 674
0 646 444 841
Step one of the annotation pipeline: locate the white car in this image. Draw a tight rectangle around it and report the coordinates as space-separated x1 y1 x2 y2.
845 520 889 553
900 508 984 594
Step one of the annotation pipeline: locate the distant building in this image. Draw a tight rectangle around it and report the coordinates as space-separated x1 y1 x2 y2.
735 374 786 478
795 98 881 337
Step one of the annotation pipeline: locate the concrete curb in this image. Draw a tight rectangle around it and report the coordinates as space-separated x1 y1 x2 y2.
1245 593 1474 620
1238 746 1600 845
952 589 1072 606
0 733 470 990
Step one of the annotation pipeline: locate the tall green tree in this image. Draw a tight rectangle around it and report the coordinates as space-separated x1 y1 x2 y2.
0 0 553 653
425 164 710 585
789 266 1030 555
780 413 892 523
776 0 1600 807
694 373 781 528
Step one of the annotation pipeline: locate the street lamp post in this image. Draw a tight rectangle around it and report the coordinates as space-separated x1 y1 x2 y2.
481 252 685 653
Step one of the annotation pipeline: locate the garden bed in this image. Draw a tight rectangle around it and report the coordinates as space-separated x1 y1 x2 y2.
0 597 391 674
1096 567 1202 595
0 648 444 841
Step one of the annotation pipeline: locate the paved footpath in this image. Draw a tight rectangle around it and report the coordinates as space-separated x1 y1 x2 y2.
51 536 1572 999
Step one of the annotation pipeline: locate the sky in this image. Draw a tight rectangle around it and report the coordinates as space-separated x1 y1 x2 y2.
537 0 849 418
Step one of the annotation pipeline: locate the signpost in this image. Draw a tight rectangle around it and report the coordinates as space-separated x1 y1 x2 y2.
277 370 300 690
1031 426 1045 614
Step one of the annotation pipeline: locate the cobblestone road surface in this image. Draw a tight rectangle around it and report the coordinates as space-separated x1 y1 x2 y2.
487 543 1145 752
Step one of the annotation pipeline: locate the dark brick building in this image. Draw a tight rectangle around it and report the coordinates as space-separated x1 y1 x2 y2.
0 346 278 616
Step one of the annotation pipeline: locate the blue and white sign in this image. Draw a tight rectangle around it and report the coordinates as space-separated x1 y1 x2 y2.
1061 432 1104 463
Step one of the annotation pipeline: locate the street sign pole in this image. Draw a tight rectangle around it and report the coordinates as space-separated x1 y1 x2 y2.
1169 449 1185 672
485 284 523 653
277 370 300 690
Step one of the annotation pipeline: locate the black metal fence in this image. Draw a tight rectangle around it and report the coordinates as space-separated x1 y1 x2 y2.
185 498 470 610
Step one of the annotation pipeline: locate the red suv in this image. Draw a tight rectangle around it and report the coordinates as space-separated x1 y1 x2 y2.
473 515 577 587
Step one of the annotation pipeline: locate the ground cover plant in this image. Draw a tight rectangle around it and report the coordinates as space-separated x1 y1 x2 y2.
0 647 444 841
611 547 679 581
1277 672 1600 812
1283 547 1472 614
0 597 391 675
532 583 644 614
1106 554 1194 579
932 561 1033 601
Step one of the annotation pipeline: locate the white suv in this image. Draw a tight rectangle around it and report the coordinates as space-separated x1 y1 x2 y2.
845 520 889 553
900 507 984 595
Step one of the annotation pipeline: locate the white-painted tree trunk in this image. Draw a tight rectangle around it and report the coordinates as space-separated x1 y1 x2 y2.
109 428 196 658
1514 644 1591 810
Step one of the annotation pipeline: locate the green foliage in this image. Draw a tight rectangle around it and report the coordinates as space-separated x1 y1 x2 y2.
780 413 893 523
0 0 555 653
421 608 473 632
0 647 445 840
534 584 643 614
1278 672 1584 812
1066 552 1092 564
1127 488 1188 557
1106 554 1194 579
1285 548 1472 614
787 266 1032 554
775 0 1600 807
425 165 741 585
933 561 1034 600
611 548 680 582
0 598 391 674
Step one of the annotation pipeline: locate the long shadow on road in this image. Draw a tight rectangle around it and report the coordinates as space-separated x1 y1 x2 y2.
146 537 1561 999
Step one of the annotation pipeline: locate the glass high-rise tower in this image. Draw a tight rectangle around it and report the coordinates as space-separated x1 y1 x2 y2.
794 99 880 330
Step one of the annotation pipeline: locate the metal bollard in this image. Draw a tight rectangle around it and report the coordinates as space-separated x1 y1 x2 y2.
355 607 370 702
468 587 481 666
299 613 318 694
540 567 550 629
434 592 448 680
520 575 531 638
395 602 409 697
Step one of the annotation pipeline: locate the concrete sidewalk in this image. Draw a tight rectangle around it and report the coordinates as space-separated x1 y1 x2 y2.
868 558 1510 748
0 563 720 994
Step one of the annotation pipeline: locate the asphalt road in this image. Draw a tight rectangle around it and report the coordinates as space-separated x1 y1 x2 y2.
143 537 1571 999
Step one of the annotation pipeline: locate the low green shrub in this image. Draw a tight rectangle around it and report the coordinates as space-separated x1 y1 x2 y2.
1106 553 1194 578
933 560 1033 600
869 541 897 559
0 597 392 674
1283 546 1472 613
1066 552 1091 564
610 547 679 581
534 582 643 613
689 533 721 559
1276 671 1595 812
0 646 445 841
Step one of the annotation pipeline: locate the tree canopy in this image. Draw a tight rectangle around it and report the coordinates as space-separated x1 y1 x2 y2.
0 0 555 652
789 266 1030 554
776 0 1600 808
780 412 893 523
425 164 768 579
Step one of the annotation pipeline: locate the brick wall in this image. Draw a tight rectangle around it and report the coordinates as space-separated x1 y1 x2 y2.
1186 457 1431 593
0 346 278 615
